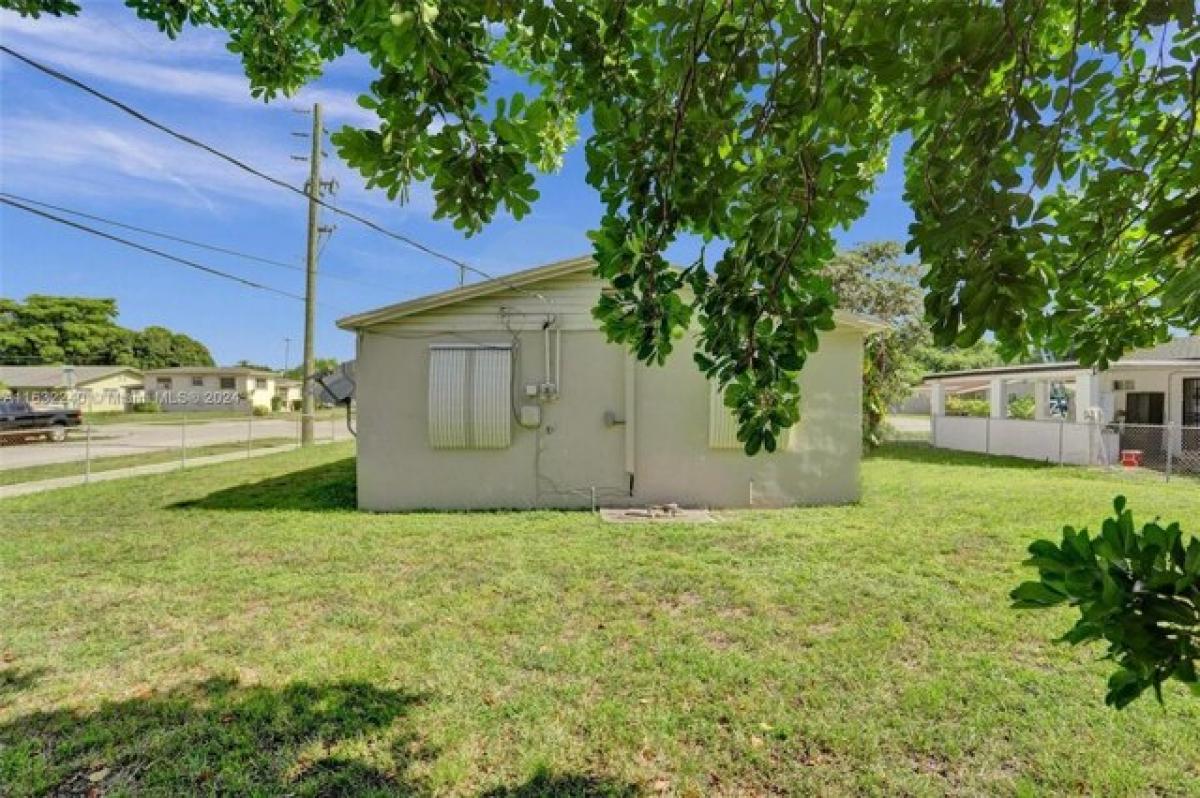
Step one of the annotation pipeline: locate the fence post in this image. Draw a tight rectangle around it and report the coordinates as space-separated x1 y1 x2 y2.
180 412 187 470
84 424 92 484
1058 418 1065 466
985 416 991 455
247 406 254 458
1166 422 1175 482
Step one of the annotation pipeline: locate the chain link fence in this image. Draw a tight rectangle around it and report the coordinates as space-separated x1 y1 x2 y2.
0 407 355 490
1101 422 1200 480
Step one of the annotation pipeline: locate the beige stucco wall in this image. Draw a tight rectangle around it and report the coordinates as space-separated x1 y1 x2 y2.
353 273 866 510
76 372 143 413
143 372 276 412
8 372 142 413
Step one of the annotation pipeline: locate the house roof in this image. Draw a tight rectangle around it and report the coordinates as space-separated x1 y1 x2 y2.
336 255 888 333
1123 335 1200 361
0 365 142 387
923 337 1200 384
142 366 278 377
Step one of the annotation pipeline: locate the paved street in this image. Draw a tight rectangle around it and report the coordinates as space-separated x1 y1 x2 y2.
0 415 354 470
887 414 932 435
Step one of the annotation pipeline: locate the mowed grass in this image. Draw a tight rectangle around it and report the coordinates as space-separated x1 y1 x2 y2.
81 408 342 426
1 443 1198 797
0 437 295 487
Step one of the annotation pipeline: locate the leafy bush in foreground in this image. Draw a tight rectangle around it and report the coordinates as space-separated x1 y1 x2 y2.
1012 497 1199 708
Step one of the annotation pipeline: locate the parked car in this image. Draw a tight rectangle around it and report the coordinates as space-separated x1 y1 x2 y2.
0 398 82 443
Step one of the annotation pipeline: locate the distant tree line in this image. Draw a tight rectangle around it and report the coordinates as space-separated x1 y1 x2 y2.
0 296 214 369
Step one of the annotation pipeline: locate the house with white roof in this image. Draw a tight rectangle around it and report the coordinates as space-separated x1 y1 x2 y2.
922 337 1200 468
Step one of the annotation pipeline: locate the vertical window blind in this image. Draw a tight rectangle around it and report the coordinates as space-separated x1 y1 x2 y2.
428 344 512 449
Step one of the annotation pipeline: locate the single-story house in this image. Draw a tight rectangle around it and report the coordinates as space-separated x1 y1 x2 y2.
337 256 886 511
922 337 1200 465
274 378 303 410
142 366 281 412
0 365 143 413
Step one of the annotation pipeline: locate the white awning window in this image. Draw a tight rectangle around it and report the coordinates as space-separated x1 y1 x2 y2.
708 382 742 449
428 344 512 449
708 382 790 450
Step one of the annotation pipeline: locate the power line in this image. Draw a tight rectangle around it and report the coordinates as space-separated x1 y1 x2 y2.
0 45 544 300
0 191 300 271
0 196 338 307
0 191 407 292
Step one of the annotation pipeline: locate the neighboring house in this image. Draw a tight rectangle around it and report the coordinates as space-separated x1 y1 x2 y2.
274 378 303 410
0 365 143 413
922 337 1200 465
143 367 280 412
337 256 886 511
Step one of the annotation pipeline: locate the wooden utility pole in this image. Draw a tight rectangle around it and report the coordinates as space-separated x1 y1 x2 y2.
301 102 322 445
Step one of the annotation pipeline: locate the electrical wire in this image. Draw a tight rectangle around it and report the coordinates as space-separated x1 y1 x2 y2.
0 45 545 300
0 192 421 293
0 191 301 271
0 196 347 311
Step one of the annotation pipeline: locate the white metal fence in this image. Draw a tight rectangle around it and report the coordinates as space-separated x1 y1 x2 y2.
0 409 355 489
928 415 1200 480
931 415 1114 466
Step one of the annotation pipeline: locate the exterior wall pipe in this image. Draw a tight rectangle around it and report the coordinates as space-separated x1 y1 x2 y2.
624 355 636 488
543 321 551 388
555 327 562 395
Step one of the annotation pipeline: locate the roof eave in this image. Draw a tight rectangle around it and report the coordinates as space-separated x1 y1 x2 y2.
337 255 594 330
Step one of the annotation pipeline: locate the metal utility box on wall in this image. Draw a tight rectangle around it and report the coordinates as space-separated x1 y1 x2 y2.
519 404 541 427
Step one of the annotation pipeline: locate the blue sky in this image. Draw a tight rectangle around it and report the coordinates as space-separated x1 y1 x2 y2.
0 2 913 368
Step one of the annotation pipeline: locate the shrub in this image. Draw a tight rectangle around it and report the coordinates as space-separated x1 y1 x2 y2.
290 399 303 412
1008 394 1036 420
252 405 270 417
1012 496 1199 708
945 395 1036 419
270 395 284 412
946 397 989 417
130 401 161 413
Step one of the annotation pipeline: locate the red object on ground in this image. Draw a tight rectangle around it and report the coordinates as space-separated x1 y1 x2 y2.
1120 450 1144 468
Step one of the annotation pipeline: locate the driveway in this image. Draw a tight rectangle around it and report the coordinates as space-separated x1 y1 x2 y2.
0 416 353 470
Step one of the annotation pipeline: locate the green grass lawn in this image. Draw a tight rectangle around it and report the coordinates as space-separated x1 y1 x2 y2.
0 438 296 487
1 443 1198 796
82 408 342 426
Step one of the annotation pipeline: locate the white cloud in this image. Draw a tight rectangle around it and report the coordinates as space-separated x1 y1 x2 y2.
0 6 378 127
0 6 439 223
0 112 308 211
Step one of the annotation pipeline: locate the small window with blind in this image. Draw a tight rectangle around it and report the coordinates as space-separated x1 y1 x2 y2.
428 344 513 449
708 382 790 450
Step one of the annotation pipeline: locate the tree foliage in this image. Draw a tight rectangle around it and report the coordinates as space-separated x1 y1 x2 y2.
821 242 923 444
6 0 1198 448
285 357 339 380
822 241 1011 442
1012 497 1200 709
0 296 214 369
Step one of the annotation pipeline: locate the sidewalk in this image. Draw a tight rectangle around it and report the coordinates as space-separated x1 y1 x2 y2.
0 442 308 499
